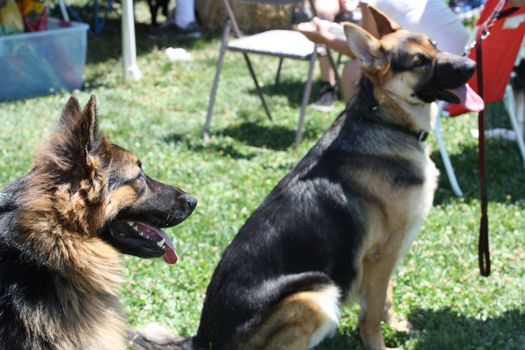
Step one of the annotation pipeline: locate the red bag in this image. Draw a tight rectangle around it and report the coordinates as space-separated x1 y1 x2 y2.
16 0 47 32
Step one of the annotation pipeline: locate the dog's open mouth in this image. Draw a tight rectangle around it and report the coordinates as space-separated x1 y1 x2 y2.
106 221 179 264
445 83 484 112
130 222 178 264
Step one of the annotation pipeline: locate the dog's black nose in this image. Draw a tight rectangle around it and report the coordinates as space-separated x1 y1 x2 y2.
461 58 476 80
182 194 197 211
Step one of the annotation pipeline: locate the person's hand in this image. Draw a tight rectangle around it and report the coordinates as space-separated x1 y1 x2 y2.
339 0 359 12
508 0 525 7
295 17 336 45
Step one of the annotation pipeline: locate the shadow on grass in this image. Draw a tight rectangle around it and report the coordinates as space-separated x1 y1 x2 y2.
316 330 364 350
432 140 525 205
407 307 525 349
217 118 326 150
245 79 312 108
317 322 410 349
246 79 337 109
165 117 325 156
319 307 524 349
220 122 297 151
165 132 257 160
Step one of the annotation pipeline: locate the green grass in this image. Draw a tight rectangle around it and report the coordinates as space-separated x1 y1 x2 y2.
1 5 524 349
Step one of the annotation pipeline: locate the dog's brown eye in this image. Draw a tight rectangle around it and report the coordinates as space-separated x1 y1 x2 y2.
130 172 145 184
413 54 429 68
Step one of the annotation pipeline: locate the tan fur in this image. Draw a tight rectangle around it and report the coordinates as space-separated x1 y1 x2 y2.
105 185 144 218
235 286 340 350
339 132 436 347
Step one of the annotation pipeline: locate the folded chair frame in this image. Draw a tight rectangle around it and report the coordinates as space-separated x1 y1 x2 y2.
204 0 340 146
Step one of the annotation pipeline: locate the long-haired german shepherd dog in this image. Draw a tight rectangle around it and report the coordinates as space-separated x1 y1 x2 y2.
132 6 484 350
0 96 197 350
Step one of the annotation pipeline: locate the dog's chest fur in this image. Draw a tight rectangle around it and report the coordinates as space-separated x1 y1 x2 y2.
337 81 439 301
343 145 438 303
396 144 438 262
0 204 127 350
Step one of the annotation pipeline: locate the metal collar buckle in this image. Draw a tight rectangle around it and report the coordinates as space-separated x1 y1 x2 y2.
417 131 429 142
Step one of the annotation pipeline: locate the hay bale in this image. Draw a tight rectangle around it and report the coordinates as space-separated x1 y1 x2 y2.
196 0 293 33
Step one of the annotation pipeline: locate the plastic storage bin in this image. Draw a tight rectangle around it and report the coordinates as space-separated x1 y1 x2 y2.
0 18 89 101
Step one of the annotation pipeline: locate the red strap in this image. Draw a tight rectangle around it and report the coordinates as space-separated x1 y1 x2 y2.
475 29 490 276
475 0 510 276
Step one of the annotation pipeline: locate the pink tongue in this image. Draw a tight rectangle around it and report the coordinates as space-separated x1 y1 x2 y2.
447 83 485 112
136 222 179 265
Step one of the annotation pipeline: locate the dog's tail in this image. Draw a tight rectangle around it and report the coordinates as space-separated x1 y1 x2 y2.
128 324 195 350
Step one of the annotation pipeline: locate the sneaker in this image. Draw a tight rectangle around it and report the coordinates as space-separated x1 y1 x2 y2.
175 21 202 39
155 20 202 39
312 82 337 112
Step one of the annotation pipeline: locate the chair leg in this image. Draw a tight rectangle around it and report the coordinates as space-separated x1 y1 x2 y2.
504 85 525 170
204 20 231 141
293 46 318 147
275 58 284 85
243 53 273 121
435 105 464 197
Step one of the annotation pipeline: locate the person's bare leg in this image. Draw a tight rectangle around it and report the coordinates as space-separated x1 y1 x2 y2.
320 56 337 86
312 0 340 20
314 0 339 86
311 0 340 110
342 59 361 101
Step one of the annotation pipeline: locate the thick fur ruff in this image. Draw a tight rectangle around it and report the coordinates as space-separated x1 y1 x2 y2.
0 96 196 350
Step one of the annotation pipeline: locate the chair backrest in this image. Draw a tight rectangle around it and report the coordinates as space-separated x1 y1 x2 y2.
449 0 525 116
223 0 308 38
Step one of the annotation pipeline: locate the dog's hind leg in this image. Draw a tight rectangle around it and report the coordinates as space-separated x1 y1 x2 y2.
242 285 340 350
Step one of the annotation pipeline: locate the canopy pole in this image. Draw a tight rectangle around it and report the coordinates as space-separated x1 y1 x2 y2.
121 0 142 81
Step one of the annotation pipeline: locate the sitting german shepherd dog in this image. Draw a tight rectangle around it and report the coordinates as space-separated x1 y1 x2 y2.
0 96 197 349
132 7 483 350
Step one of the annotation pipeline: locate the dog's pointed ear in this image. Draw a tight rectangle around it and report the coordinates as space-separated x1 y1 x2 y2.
37 95 108 187
343 22 386 71
59 95 103 161
81 95 97 153
368 5 400 38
